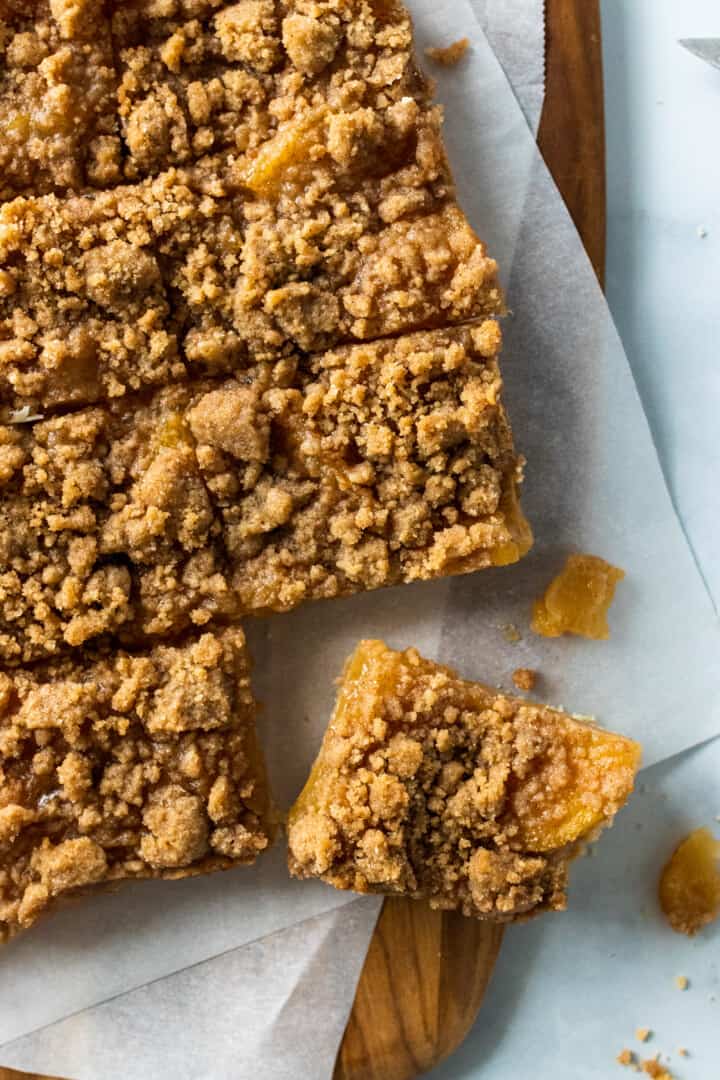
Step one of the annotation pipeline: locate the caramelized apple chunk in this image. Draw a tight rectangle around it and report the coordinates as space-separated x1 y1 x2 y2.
288 640 640 920
532 553 625 639
659 827 720 936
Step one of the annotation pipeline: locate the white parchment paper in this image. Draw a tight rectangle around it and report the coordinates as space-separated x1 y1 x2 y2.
1 899 381 1080
4 3 720 1076
470 0 546 132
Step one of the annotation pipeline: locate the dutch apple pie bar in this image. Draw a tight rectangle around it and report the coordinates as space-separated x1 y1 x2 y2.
0 0 640 940
288 641 640 919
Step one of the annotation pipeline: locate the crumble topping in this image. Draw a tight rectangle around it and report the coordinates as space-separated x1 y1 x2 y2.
0 151 499 412
0 324 529 663
0 0 427 198
1 0 503 415
287 639 640 919
0 626 273 942
425 38 470 66
0 0 119 199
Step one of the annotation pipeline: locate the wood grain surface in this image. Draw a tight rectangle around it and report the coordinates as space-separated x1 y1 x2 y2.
0 2 604 1079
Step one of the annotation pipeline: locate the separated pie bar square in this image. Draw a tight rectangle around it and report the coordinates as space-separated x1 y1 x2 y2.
0 627 273 944
0 323 529 663
288 640 640 919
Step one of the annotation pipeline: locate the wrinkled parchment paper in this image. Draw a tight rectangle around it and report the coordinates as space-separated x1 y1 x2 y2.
1 899 381 1080
471 0 546 131
4 2 720 1075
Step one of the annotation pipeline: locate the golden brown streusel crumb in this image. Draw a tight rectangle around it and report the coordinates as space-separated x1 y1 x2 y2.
641 1058 674 1080
531 553 626 639
675 976 689 990
512 667 536 691
677 1048 688 1058
0 324 530 664
425 38 470 66
0 627 273 943
0 0 432 197
636 1029 651 1043
659 828 720 935
287 640 640 919
617 1049 636 1067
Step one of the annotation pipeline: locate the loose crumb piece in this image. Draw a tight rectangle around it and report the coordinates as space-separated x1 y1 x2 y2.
502 623 522 644
512 668 536 691
425 38 470 66
677 1048 688 1058
618 1049 636 1067
531 553 625 639
288 639 640 919
659 827 720 935
675 976 689 991
636 1029 651 1043
641 1057 674 1079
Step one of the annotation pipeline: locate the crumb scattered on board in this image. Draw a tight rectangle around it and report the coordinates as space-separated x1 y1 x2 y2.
677 1048 688 1058
675 975 689 991
501 623 521 644
636 1028 651 1043
617 1048 636 1067
425 37 470 65
512 667 536 691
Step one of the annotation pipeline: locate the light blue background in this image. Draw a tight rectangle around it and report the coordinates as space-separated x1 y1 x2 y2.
432 2 720 1076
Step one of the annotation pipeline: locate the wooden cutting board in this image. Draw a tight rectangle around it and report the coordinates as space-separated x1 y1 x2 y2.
0 2 604 1079
333 2 606 1078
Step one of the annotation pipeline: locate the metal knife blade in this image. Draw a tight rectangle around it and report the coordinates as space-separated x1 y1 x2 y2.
679 38 720 71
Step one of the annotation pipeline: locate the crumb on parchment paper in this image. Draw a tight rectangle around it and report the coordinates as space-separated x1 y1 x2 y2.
641 1056 674 1079
659 827 720 936
425 38 470 65
675 976 689 991
617 1048 636 1067
512 668 536 691
636 1029 651 1043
